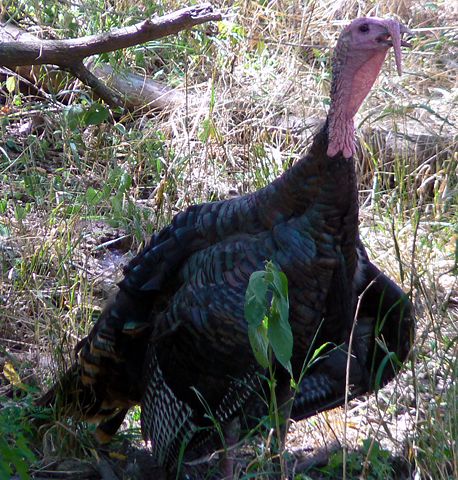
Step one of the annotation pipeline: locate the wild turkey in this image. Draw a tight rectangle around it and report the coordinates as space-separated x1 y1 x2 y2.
38 17 414 476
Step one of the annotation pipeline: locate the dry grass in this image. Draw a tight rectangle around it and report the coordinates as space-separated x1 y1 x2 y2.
0 0 456 478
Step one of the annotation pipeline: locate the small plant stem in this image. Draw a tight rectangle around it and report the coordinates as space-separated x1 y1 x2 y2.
267 352 289 479
343 279 376 480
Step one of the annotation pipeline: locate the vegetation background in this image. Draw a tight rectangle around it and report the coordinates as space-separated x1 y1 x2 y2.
0 0 456 478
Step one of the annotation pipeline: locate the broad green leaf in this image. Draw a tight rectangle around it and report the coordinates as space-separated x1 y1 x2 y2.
248 319 269 369
272 292 289 327
111 194 123 214
0 459 12 478
84 102 109 126
10 438 32 479
245 262 293 375
65 104 85 130
269 263 289 300
267 308 293 370
245 271 267 327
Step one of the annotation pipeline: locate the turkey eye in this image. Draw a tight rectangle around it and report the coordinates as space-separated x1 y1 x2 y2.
359 24 369 32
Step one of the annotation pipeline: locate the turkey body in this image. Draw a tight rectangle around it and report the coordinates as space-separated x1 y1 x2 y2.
39 16 415 477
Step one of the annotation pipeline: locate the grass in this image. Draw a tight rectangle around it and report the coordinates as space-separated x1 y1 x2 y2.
0 0 457 478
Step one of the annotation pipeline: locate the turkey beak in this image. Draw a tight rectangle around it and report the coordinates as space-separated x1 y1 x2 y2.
400 24 414 48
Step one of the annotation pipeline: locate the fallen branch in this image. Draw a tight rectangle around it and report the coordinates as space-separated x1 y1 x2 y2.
0 3 221 67
0 3 221 108
68 61 125 109
92 63 185 111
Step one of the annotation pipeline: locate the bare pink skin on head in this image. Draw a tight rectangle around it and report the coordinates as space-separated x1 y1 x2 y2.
327 17 411 159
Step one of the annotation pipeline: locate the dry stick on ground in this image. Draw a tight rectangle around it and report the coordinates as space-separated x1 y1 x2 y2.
0 3 222 109
91 63 185 111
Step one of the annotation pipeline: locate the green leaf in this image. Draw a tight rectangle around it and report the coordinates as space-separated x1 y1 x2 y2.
6 76 15 94
270 266 288 301
374 351 399 389
245 262 293 374
265 262 292 371
209 82 216 111
272 289 288 327
248 318 269 369
307 342 333 369
6 138 21 151
118 170 132 193
0 460 12 479
85 187 103 206
0 198 7 215
244 270 268 327
198 118 212 142
267 307 293 371
0 223 9 236
65 105 85 130
84 102 109 126
111 194 123 214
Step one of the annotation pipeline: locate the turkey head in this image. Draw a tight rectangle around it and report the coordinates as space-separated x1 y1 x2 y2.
327 17 412 158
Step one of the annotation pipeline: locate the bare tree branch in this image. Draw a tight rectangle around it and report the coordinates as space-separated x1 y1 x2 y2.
68 62 125 108
0 3 221 67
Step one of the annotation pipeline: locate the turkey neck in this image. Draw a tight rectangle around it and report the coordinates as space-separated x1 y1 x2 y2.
257 122 358 230
326 48 388 159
